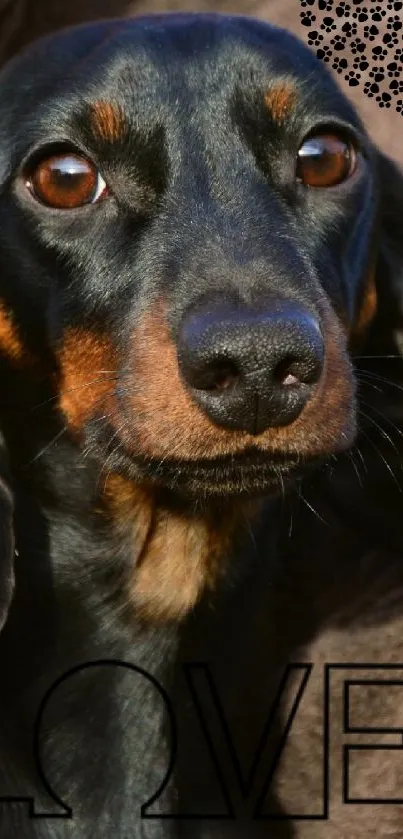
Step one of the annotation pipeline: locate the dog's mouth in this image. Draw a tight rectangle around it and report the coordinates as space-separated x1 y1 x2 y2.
144 451 324 498
98 440 325 499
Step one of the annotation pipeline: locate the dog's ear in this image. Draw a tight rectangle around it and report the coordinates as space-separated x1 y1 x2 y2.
369 152 403 356
0 434 13 632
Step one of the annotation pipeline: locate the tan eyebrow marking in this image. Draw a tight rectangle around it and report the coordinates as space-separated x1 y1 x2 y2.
264 83 296 123
90 101 126 143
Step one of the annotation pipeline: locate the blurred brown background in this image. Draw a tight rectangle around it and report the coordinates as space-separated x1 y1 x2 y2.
1 0 402 164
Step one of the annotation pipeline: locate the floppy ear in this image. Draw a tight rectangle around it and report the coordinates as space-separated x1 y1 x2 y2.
367 152 403 357
0 433 13 632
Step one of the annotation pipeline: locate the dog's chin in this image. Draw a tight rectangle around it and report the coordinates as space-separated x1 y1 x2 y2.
93 438 326 500
137 453 324 500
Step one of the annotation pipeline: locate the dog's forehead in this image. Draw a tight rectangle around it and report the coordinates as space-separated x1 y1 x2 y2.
0 14 362 165
0 15 338 115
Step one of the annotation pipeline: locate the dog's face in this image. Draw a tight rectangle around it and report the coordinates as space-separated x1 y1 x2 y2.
0 14 382 499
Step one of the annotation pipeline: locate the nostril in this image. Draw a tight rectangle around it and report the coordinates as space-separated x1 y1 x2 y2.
208 364 238 392
189 359 240 392
272 357 303 388
272 353 323 388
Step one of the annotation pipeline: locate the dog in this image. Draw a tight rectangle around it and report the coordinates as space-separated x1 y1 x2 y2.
0 12 402 838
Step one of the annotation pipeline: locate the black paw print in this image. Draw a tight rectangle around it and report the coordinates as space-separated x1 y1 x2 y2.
301 10 316 25
318 0 334 10
387 60 403 76
342 20 358 34
387 13 403 29
352 5 369 21
383 30 400 46
363 23 379 39
336 1 351 16
317 45 333 61
369 4 386 20
376 92 392 107
301 0 316 6
396 98 403 113
387 1 403 10
332 56 349 72
345 69 361 85
320 16 337 31
307 29 324 46
353 56 369 69
389 78 403 93
369 64 385 81
351 37 367 54
330 34 347 49
372 45 388 60
364 80 380 97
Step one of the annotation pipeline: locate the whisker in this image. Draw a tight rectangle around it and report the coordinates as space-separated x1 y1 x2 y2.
357 370 403 396
360 399 403 444
359 407 400 459
353 355 403 361
28 426 68 465
347 450 363 487
354 445 368 475
358 416 402 491
298 488 328 526
355 376 383 394
31 372 119 411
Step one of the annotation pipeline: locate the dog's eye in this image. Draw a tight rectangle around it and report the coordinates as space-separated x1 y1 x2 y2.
296 134 357 188
26 153 107 208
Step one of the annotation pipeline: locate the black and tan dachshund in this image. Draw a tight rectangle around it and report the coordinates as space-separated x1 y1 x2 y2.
1 12 403 838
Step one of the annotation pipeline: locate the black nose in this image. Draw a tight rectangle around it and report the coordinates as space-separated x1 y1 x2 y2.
178 303 325 435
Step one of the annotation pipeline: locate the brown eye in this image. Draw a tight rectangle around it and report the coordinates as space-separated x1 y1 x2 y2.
296 134 357 188
26 153 107 208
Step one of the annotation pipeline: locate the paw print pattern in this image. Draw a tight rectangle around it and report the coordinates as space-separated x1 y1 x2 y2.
345 68 361 84
307 29 325 45
369 5 386 21
364 80 380 96
299 0 403 115
336 1 351 16
317 44 333 60
301 10 316 25
342 20 358 35
353 56 369 70
320 15 337 31
351 37 367 54
371 45 388 60
376 92 392 107
387 13 403 30
383 30 400 46
352 5 370 22
333 56 349 71
369 64 385 80
363 24 379 40
389 78 403 93
387 60 402 76
330 33 347 48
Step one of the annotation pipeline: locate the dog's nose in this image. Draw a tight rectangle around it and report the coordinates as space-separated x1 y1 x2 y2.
178 303 324 434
